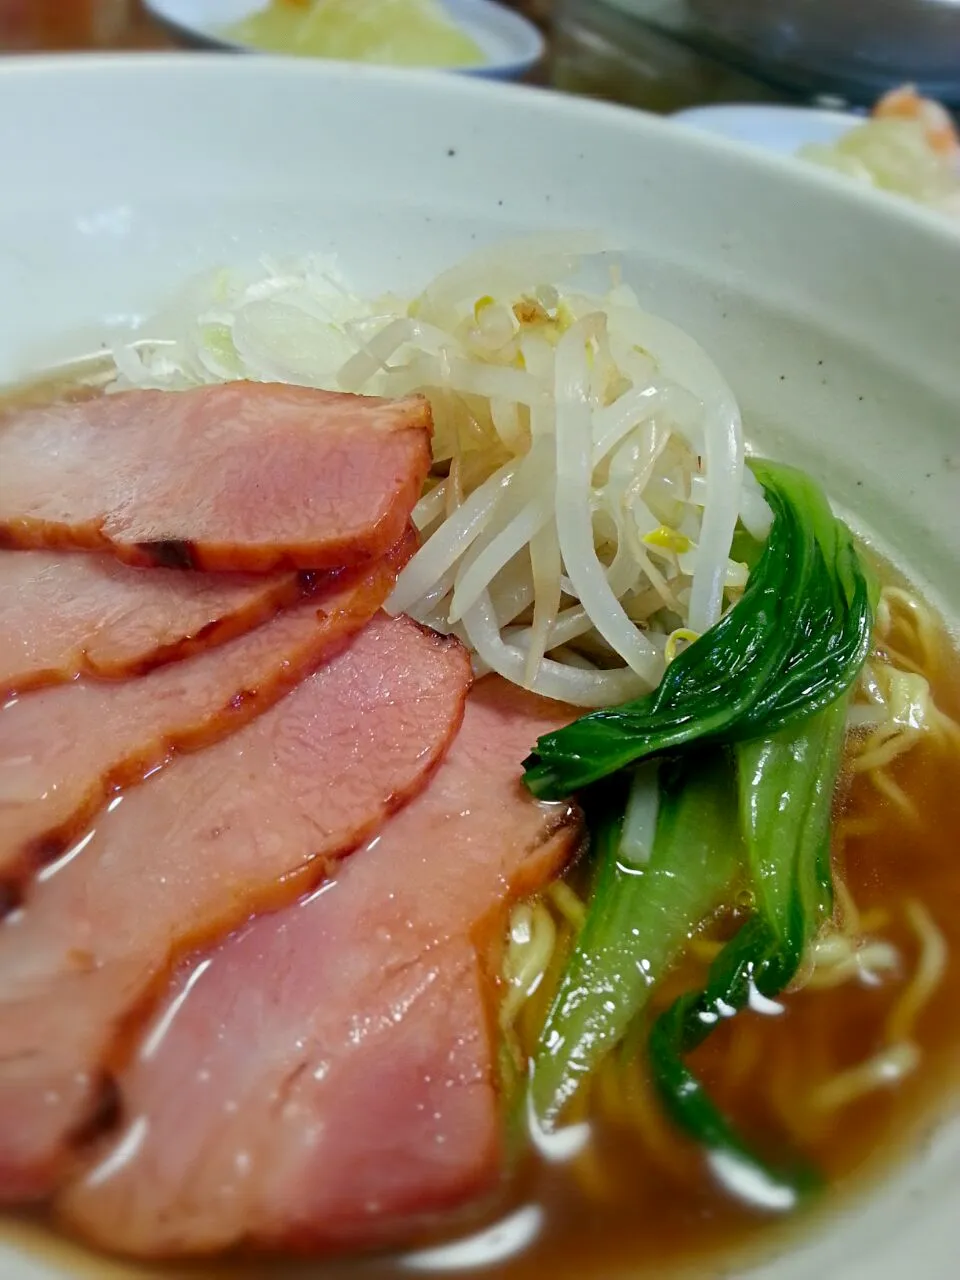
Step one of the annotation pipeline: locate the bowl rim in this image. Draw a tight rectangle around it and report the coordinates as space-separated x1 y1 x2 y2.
1 49 957 252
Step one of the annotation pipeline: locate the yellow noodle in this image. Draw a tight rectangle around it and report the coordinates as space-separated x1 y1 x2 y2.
687 937 725 964
879 586 921 632
789 946 817 992
877 598 920 653
570 1137 617 1202
876 642 926 675
773 1033 833 1143
836 814 882 840
546 881 587 931
595 1054 631 1127
798 875 897 993
860 907 893 934
933 709 960 748
808 901 947 1113
853 728 922 773
886 900 948 1046
716 1018 765 1091
834 875 862 935
868 767 919 821
501 901 557 1028
610 1056 695 1184
811 1043 921 1113
805 939 900 990
881 585 942 672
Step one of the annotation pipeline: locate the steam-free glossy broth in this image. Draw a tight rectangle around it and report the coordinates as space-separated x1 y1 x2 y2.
2 374 960 1279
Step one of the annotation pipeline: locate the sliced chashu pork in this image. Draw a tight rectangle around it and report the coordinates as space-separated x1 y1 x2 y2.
60 679 581 1258
0 615 472 1202
0 549 319 697
0 541 408 901
0 382 432 572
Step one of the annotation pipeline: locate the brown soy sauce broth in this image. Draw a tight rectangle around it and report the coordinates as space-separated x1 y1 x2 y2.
0 358 115 413
3 370 960 1278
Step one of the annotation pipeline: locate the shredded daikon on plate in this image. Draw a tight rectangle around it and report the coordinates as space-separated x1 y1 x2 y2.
224 0 485 68
110 238 770 705
800 86 960 222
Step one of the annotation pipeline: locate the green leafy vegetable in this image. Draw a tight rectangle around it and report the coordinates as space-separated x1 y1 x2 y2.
646 698 849 1203
647 917 822 1208
523 460 874 800
521 457 877 1207
736 696 848 952
531 752 743 1124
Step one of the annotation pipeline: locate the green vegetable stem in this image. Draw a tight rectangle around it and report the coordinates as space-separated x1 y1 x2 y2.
647 698 849 1206
531 753 743 1125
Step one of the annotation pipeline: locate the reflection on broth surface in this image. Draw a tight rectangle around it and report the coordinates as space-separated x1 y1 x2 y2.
1 367 959 1280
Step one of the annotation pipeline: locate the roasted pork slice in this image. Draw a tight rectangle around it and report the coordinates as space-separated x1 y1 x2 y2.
0 615 472 1203
0 549 319 697
59 679 581 1258
0 382 432 572
0 541 409 899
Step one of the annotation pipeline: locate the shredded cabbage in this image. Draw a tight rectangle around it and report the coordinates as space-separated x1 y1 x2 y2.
110 240 771 706
800 86 960 221
224 0 485 68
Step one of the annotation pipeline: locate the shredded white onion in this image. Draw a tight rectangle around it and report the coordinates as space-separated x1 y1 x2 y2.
109 241 770 705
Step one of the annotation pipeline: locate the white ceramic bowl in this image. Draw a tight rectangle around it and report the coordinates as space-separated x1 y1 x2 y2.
145 0 545 80
0 53 959 1280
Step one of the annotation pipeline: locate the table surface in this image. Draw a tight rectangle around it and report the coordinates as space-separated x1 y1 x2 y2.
0 1 173 51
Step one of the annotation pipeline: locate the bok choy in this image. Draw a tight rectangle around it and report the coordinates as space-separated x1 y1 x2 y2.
522 460 876 1205
647 699 849 1204
531 754 743 1124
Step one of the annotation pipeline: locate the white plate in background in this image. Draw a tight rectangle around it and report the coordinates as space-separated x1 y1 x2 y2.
672 103 860 155
145 0 544 79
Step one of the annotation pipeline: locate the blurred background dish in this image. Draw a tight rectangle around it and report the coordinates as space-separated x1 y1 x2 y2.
551 0 793 113
672 103 858 155
550 0 960 113
144 0 544 77
5 2 960 115
686 0 960 106
673 93 960 223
